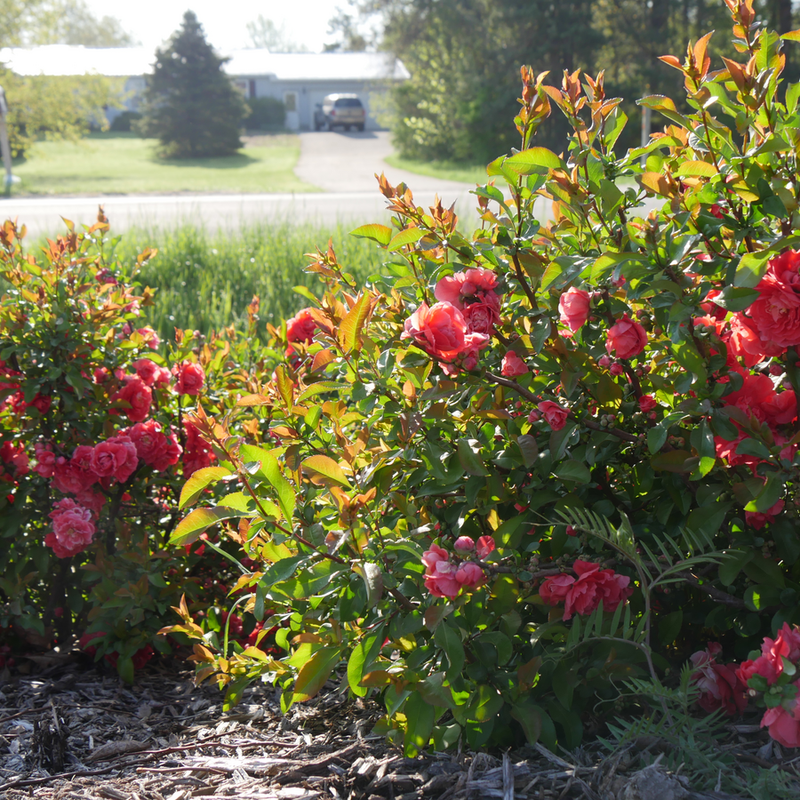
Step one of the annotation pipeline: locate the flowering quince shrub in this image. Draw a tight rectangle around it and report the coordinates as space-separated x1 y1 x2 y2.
0 217 270 680
165 1 800 756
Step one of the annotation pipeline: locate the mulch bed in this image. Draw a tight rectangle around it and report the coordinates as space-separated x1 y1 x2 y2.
0 654 796 800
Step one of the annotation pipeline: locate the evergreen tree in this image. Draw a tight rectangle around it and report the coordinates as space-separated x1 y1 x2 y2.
137 11 246 158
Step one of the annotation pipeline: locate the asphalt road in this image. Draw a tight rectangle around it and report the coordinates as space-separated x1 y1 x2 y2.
0 131 487 240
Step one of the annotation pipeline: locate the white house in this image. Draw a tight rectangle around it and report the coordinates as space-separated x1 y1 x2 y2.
0 45 410 131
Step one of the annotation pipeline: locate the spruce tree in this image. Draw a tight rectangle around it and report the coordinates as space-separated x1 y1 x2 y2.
138 10 246 158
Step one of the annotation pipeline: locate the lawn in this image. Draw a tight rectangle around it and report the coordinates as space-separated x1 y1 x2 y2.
11 132 319 196
383 154 489 185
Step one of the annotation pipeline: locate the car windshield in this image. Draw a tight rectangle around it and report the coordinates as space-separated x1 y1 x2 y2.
334 98 362 108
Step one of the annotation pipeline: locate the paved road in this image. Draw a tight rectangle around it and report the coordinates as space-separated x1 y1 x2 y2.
0 131 485 240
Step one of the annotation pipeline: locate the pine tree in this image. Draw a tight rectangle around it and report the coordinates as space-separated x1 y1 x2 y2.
137 11 246 158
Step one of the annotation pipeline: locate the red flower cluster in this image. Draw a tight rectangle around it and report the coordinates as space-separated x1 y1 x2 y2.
46 498 96 558
183 420 215 478
539 560 632 620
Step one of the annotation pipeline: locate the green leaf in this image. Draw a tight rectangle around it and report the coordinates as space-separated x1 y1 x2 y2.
352 562 383 608
179 466 231 510
434 623 465 681
301 454 351 487
338 292 371 353
467 684 503 723
715 285 760 312
240 445 295 523
170 507 243 546
647 426 668 455
554 459 591 484
674 160 717 178
650 450 695 472
296 381 348 403
388 227 425 251
735 438 773 460
516 434 539 467
745 473 784 513
350 223 392 246
347 627 384 697
403 692 436 756
292 647 341 703
457 438 489 476
734 252 771 288
505 146 563 174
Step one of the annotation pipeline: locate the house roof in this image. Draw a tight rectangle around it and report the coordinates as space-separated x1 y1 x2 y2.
0 45 410 82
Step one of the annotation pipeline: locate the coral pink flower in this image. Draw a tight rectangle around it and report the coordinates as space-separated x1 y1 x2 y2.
538 400 569 431
135 327 161 350
112 375 152 422
133 358 171 387
46 498 95 558
501 351 528 377
402 302 474 362
558 287 591 333
127 420 182 472
606 315 647 359
476 535 495 559
563 560 632 620
689 643 747 716
727 314 782 367
455 562 484 589
756 623 800 685
33 443 57 478
434 268 499 308
172 361 205 396
90 435 138 484
761 691 800 748
0 441 28 476
539 574 575 605
746 499 784 530
462 292 501 335
453 536 475 554
748 250 800 348
638 395 657 413
286 308 318 344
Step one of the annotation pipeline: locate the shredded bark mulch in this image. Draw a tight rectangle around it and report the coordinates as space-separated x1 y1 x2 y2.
0 655 796 800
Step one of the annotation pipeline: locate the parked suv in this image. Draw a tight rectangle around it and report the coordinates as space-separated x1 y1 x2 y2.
317 94 366 132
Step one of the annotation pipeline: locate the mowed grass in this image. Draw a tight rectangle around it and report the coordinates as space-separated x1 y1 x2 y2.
383 154 489 185
112 221 384 339
11 132 319 196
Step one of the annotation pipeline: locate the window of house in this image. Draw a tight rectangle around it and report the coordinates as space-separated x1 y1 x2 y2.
284 92 297 112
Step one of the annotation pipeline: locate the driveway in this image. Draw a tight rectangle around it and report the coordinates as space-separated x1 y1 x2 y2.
0 131 481 240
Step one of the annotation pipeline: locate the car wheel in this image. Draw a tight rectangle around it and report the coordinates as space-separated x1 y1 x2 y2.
356 124 365 132
345 125 351 132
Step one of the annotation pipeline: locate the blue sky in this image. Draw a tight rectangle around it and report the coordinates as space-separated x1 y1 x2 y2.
82 0 344 53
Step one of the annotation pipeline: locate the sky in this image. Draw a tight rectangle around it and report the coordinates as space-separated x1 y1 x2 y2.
81 0 345 53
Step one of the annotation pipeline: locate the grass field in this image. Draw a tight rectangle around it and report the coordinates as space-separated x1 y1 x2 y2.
11 132 319 196
383 154 489 185
112 221 384 339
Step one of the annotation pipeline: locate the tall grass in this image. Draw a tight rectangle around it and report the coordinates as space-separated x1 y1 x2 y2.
112 221 385 339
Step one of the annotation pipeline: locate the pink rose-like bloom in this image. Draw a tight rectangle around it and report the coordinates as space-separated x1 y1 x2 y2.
453 536 475 554
638 395 657 413
286 308 319 344
558 287 591 333
75 488 106 518
46 498 95 558
606 314 648 359
172 361 205 396
598 354 611 368
127 420 182 472
53 445 98 495
761 689 800 748
754 623 800 686
727 314 782 367
435 268 499 308
563 560 632 620
609 362 625 376
402 302 473 362
749 250 800 348
501 351 529 377
112 376 152 422
462 292 501 335
538 400 569 431
689 643 747 716
90 435 138 484
746 499 784 531
422 543 449 572
33 443 57 478
456 562 484 590
539 574 575 606
476 535 495 559
460 331 491 370
133 358 171 387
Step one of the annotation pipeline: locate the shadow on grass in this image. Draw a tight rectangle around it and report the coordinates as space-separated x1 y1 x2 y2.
153 151 261 170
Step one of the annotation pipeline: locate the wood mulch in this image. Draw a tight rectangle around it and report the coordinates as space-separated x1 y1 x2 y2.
0 655 795 800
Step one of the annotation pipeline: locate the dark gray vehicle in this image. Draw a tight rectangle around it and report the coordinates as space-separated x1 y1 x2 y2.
318 94 366 132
